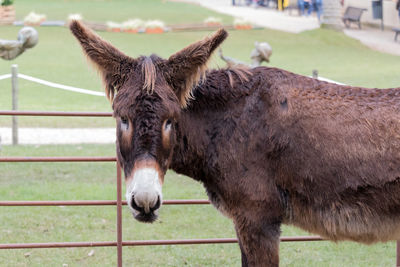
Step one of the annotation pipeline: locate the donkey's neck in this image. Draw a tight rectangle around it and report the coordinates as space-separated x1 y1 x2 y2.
170 68 254 182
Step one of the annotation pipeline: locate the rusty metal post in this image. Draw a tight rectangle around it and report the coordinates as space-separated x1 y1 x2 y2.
397 241 400 267
11 64 18 145
116 161 123 267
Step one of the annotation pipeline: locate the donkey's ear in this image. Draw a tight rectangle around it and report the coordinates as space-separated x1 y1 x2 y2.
70 20 134 100
165 29 228 107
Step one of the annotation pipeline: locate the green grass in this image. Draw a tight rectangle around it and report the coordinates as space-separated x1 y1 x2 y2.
0 144 396 266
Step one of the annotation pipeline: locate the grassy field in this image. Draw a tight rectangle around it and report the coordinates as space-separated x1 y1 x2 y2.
0 144 396 266
1 0 399 266
12 0 233 24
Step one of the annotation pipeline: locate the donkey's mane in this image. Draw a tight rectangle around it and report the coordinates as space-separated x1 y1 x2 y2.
223 66 252 87
183 65 253 110
141 56 157 94
137 54 252 102
139 54 162 95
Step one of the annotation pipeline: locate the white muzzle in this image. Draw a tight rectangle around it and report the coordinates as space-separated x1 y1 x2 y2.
126 167 162 215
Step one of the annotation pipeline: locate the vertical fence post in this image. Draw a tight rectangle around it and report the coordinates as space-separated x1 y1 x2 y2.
116 161 123 267
396 241 399 267
312 69 318 79
11 64 18 145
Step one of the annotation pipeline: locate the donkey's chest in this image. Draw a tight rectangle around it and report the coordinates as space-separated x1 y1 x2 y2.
205 187 232 219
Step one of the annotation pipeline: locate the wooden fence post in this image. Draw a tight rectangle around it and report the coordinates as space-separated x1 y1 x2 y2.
312 69 318 79
11 64 18 145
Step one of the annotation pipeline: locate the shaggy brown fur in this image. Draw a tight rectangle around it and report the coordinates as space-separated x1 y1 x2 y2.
70 20 400 266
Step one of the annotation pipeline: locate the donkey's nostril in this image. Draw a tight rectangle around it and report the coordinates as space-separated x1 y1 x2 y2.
130 196 144 213
150 196 161 212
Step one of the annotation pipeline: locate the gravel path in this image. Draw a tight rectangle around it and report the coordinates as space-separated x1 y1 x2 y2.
185 0 320 33
344 28 400 57
0 128 115 145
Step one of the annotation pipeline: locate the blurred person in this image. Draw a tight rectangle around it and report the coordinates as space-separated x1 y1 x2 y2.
298 0 306 15
313 0 323 21
305 0 313 15
257 0 267 6
397 0 400 19
278 0 289 10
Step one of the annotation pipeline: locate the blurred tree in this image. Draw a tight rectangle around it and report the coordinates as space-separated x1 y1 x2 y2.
1 0 14 6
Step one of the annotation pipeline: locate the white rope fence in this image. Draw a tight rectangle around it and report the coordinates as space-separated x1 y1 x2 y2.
0 72 344 97
316 76 344 85
0 74 11 80
0 72 105 97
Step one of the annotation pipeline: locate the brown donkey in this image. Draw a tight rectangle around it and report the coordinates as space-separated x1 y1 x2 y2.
70 21 400 266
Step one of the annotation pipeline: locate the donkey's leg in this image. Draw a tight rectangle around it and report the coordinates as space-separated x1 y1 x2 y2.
237 238 249 267
234 216 281 267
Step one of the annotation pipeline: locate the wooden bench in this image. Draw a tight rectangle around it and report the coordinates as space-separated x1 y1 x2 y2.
393 28 400 42
342 6 367 29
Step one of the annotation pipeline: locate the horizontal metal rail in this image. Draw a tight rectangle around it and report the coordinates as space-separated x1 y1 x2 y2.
0 236 324 249
0 110 112 117
0 157 116 162
0 199 211 206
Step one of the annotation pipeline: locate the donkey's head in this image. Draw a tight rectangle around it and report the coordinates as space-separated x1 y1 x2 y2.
70 21 227 223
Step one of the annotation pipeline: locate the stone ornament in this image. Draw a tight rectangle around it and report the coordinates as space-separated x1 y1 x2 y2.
0 27 38 60
220 41 272 68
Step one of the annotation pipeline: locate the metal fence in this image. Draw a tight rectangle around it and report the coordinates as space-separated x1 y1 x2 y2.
0 110 398 267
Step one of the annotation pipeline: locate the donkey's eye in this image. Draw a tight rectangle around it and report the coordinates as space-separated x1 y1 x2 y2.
162 119 173 149
164 119 172 131
121 117 129 131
